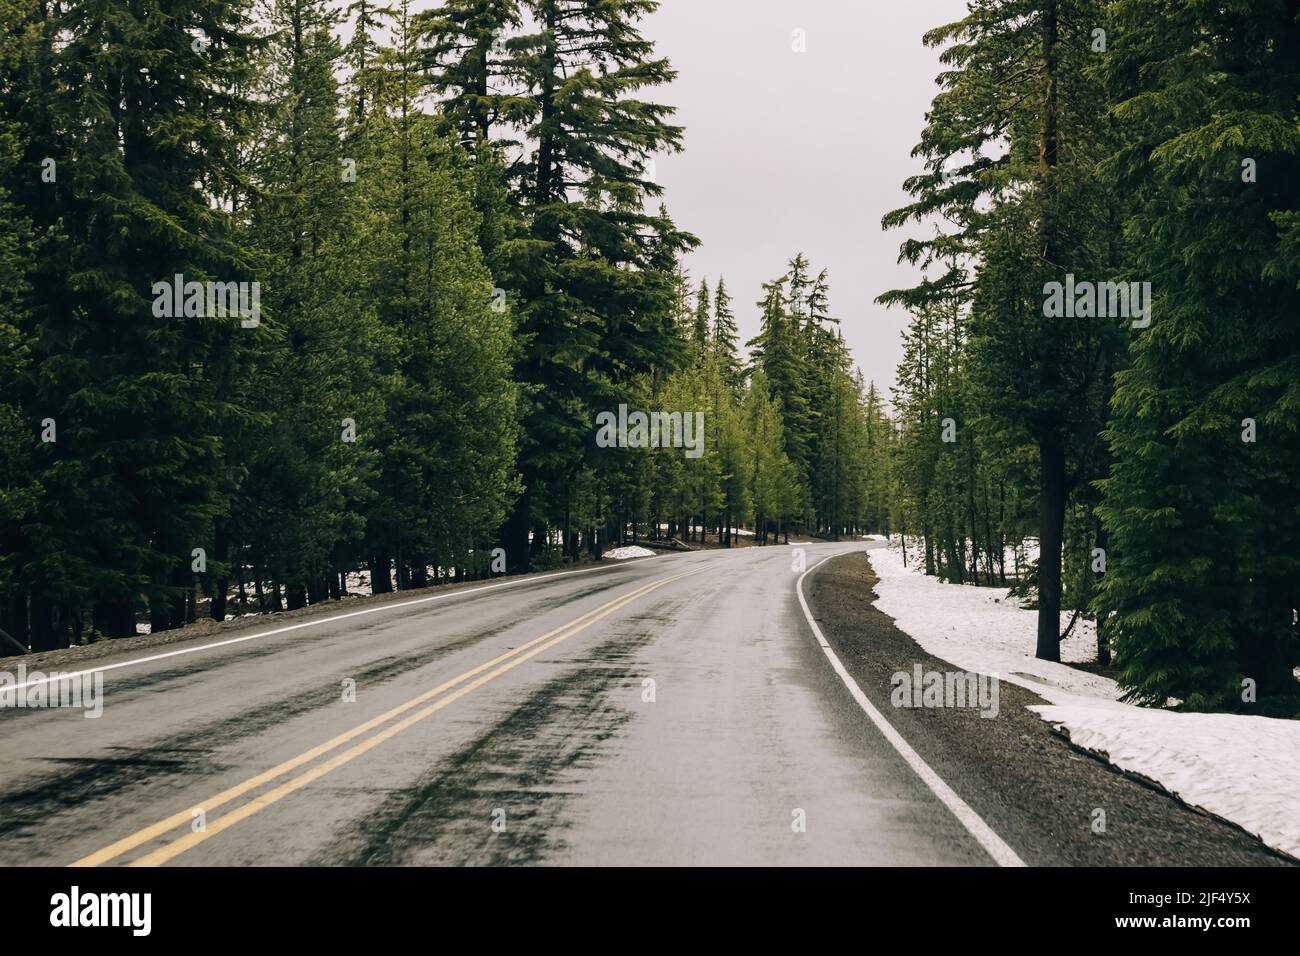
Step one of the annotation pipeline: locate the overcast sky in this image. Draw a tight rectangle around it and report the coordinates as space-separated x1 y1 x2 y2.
640 0 970 395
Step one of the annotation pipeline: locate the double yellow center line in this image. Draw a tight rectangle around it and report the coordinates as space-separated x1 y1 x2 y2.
72 569 695 868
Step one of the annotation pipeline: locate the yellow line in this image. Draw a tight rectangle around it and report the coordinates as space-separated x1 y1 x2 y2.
72 570 693 868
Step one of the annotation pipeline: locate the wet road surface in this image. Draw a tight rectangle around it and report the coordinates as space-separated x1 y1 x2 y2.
0 542 1283 866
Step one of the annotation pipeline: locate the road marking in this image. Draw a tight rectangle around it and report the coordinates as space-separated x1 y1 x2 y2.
5 556 679 700
73 569 697 868
796 550 1027 868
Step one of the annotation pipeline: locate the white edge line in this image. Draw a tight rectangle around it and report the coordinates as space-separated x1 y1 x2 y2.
0 555 676 697
796 550 1027 868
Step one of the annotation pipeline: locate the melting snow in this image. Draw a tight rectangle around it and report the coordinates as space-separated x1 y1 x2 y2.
865 536 1300 861
602 546 656 560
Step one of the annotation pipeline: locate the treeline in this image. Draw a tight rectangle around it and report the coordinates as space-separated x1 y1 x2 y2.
603 256 891 550
0 0 527 650
0 0 886 654
881 0 1300 711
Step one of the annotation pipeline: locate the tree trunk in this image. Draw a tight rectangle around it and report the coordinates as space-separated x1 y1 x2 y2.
3 592 29 650
211 522 229 622
1036 434 1067 662
499 481 532 572
29 594 63 652
372 552 393 594
1094 512 1110 666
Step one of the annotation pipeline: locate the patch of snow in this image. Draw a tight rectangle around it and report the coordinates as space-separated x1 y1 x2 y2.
602 545 656 560
1031 701 1300 860
867 539 1300 861
892 535 1040 580
870 541 1101 684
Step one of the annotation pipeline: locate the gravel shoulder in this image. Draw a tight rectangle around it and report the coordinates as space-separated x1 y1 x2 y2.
804 550 1292 867
5 558 649 674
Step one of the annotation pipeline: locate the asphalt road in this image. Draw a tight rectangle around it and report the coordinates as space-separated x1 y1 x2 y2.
0 541 1283 866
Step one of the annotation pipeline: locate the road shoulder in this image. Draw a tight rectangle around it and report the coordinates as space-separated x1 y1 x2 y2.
5 558 658 675
804 550 1291 866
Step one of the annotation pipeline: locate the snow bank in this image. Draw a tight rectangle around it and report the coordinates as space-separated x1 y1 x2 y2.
869 540 1107 697
602 545 656 560
1033 701 1300 859
866 538 1300 861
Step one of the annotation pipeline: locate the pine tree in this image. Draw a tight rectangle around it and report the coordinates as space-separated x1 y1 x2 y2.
362 0 521 588
234 0 391 613
748 272 812 522
417 0 526 150
343 0 390 131
744 369 797 544
882 0 1125 659
691 278 711 354
494 0 696 567
17 0 262 643
710 275 742 392
0 0 41 647
1096 0 1300 707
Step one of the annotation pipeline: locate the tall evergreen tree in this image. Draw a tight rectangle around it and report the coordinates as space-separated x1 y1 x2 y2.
0 0 41 648
1096 0 1300 707
417 0 526 151
882 0 1125 659
493 0 696 567
710 275 742 392
16 0 262 643
362 0 521 589
691 277 711 353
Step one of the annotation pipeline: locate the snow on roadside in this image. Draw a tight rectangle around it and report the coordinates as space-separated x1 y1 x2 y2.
865 536 1300 861
1031 702 1300 859
602 545 656 560
869 538 1107 696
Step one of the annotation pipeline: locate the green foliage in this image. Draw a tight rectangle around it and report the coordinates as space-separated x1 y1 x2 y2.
0 0 521 645
1095 0 1300 708
884 0 1300 709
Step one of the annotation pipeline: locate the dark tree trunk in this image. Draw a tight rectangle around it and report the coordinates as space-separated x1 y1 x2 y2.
1034 0 1064 664
3 592 29 650
1094 512 1110 666
150 587 172 635
998 480 1007 584
499 481 532 573
211 521 229 622
371 552 393 594
1036 434 1067 662
29 595 64 652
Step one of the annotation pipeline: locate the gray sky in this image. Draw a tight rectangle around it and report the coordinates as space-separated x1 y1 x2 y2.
641 0 970 395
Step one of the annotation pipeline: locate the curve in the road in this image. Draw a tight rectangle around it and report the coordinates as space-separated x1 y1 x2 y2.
797 551 1025 867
